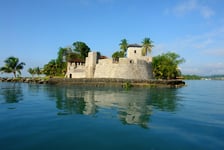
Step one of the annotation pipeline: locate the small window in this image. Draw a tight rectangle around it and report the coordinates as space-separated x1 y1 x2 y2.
134 50 136 53
130 60 134 64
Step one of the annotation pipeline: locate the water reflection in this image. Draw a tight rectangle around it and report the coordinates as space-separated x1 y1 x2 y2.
0 83 23 103
149 88 180 111
45 85 181 128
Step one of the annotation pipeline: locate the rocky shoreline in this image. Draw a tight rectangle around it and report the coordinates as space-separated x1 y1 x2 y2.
0 77 48 84
0 77 185 88
48 78 185 88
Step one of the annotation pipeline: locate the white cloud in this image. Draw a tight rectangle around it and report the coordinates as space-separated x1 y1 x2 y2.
171 0 215 19
200 5 215 19
204 48 224 56
203 62 224 75
173 0 197 15
156 27 224 75
182 62 224 75
168 27 224 52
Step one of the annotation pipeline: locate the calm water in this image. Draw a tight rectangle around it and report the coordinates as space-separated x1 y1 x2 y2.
0 80 223 150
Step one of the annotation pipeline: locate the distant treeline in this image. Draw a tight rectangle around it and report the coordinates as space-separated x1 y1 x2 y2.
183 74 224 80
183 75 201 80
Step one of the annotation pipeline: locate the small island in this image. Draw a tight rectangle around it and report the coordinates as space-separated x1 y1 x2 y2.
0 38 185 88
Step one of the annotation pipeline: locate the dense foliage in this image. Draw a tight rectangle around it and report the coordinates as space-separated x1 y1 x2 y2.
0 56 25 77
112 51 125 59
73 41 90 60
119 39 128 56
152 52 185 79
42 41 91 76
28 67 42 77
44 59 65 76
112 39 128 59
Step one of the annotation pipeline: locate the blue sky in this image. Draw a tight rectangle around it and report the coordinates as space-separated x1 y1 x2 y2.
1 0 224 77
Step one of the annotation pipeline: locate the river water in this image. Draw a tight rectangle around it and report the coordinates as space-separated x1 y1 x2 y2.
0 80 223 150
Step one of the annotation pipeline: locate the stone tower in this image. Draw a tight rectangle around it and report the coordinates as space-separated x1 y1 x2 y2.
85 52 97 78
127 44 143 59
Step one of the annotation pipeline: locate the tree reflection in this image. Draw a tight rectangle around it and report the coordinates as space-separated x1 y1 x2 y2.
149 88 180 111
45 85 180 128
0 83 23 103
45 86 95 115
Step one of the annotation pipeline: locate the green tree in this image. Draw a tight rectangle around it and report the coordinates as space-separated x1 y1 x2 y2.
43 59 58 76
66 52 81 62
142 37 154 56
34 67 42 77
0 56 25 78
119 39 128 56
56 47 69 75
73 41 90 60
152 52 185 79
57 47 70 63
112 51 125 61
28 68 35 77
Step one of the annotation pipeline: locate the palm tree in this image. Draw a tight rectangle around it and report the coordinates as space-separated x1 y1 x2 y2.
0 56 26 78
142 37 154 56
34 67 42 77
28 68 35 78
119 39 128 57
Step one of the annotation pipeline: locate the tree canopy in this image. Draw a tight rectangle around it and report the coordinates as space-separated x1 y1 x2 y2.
27 67 42 77
73 41 90 60
152 52 185 79
41 41 91 77
111 39 129 59
142 38 154 56
0 56 25 78
112 51 125 59
119 39 128 56
43 59 58 76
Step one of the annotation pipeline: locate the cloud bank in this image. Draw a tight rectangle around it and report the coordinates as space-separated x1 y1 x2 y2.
169 0 215 19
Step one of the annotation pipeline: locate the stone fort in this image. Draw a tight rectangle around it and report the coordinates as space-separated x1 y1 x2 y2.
66 44 153 80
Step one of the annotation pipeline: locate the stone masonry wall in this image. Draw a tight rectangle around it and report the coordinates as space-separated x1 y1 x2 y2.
94 59 153 80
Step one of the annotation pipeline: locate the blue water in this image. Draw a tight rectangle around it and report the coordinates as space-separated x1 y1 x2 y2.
0 80 224 150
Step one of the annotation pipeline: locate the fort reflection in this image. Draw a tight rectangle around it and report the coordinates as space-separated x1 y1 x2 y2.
46 86 180 128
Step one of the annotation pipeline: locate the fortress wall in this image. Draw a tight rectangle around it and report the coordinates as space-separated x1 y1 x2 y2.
70 71 86 78
69 65 86 78
94 62 153 80
66 51 153 79
98 59 112 65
